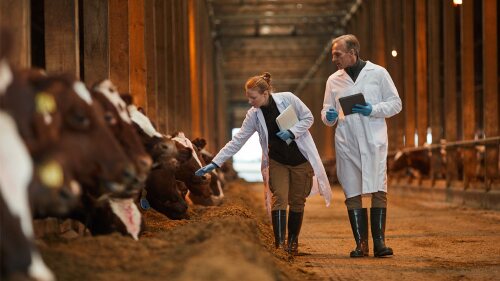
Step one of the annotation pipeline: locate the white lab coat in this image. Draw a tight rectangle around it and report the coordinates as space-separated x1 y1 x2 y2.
321 61 402 198
212 92 331 214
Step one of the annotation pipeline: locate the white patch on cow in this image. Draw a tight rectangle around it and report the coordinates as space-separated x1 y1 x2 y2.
43 113 52 125
73 81 93 105
0 59 13 95
70 180 81 196
0 111 55 281
172 133 203 168
109 198 142 240
128 105 163 138
95 80 132 124
28 251 55 281
0 112 34 236
394 151 403 161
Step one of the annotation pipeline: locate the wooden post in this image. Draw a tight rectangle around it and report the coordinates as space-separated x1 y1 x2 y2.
155 0 166 132
0 0 30 68
403 0 416 148
428 0 443 184
415 0 428 147
483 0 499 188
44 0 79 76
371 0 386 67
109 0 129 93
188 0 200 137
83 0 109 86
443 0 458 186
144 0 158 122
129 0 146 110
460 0 476 188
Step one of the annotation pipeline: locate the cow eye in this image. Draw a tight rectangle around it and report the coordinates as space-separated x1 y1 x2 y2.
104 112 117 125
68 111 90 130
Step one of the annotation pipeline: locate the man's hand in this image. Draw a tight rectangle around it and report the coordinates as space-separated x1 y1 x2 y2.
326 108 338 122
195 163 217 177
352 103 372 116
276 130 293 142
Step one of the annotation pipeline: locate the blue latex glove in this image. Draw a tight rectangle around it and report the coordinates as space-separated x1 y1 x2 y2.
276 130 293 142
352 103 372 116
195 163 217 176
326 108 338 122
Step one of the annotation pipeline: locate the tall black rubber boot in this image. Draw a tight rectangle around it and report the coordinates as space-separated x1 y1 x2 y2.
370 207 394 257
271 210 287 249
286 211 303 255
348 208 369 257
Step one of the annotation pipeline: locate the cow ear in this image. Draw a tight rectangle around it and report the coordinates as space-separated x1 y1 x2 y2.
176 147 193 162
191 138 207 150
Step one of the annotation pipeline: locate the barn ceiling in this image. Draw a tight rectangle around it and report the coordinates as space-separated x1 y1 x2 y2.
208 0 361 109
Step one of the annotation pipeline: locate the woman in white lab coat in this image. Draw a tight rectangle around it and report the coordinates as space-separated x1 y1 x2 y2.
196 72 331 255
321 34 402 258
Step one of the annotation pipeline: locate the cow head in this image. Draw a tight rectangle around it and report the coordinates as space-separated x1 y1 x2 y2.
92 79 152 192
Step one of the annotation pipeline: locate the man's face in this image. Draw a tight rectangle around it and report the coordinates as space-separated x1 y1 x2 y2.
331 41 357 70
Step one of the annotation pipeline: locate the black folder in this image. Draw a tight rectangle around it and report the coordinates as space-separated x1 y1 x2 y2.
339 93 366 115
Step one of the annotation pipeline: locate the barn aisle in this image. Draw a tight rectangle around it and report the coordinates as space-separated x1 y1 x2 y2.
295 185 500 280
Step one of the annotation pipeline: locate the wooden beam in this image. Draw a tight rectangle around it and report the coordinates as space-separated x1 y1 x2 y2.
403 0 416 148
83 0 109 86
0 0 30 68
428 0 443 183
415 0 427 146
109 0 129 93
443 0 458 183
44 0 79 76
144 0 158 122
460 0 476 186
129 0 147 110
483 0 499 185
155 0 166 132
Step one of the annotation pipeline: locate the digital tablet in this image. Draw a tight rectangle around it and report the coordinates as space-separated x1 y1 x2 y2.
338 93 366 115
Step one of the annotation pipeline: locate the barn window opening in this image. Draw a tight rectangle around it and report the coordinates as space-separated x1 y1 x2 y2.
231 128 262 182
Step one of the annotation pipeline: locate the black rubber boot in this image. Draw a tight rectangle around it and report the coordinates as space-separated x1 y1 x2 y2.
286 211 303 255
370 207 393 257
348 208 369 257
271 210 287 249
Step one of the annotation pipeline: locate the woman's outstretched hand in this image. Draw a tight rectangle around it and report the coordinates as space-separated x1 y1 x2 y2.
195 163 217 176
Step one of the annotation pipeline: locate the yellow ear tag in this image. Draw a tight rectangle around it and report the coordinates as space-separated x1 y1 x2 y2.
38 160 64 189
35 92 57 115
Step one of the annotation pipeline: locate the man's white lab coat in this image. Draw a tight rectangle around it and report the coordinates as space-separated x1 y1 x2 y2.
321 61 402 198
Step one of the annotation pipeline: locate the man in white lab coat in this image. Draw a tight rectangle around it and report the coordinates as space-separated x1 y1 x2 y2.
321 34 402 257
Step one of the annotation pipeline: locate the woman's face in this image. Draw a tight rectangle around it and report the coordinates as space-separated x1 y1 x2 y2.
245 88 269 108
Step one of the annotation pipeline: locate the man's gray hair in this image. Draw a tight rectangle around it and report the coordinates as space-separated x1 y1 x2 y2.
332 34 360 57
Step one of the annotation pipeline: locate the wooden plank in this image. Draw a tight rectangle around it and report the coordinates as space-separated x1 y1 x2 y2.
188 0 201 138
415 0 427 146
181 0 191 133
461 0 476 187
44 0 79 76
109 0 129 93
443 0 458 184
0 0 30 67
483 0 499 185
428 0 442 182
83 0 108 86
371 0 386 67
144 0 158 122
391 0 405 149
403 0 416 148
155 0 166 132
129 0 147 110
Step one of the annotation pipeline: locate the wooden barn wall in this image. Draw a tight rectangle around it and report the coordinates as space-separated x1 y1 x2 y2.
0 0 218 148
342 0 499 190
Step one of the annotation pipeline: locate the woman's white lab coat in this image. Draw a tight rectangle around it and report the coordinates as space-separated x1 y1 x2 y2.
212 92 332 214
321 61 402 198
